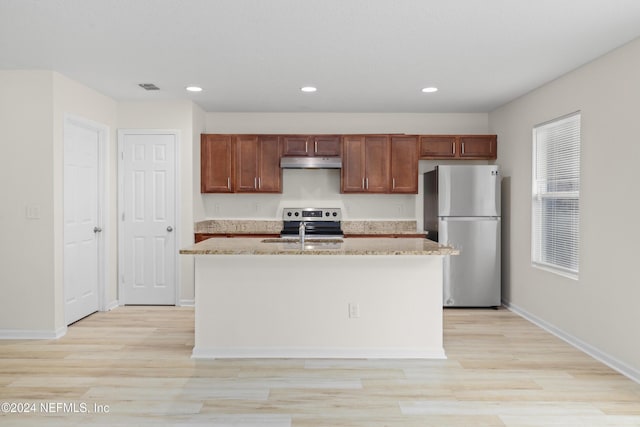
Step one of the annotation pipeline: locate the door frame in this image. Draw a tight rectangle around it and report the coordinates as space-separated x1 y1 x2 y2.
117 129 181 305
63 114 109 320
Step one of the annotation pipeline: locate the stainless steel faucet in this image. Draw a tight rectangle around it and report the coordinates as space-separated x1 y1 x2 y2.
298 221 306 244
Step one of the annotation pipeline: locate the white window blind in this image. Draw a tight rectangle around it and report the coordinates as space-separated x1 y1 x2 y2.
532 112 581 278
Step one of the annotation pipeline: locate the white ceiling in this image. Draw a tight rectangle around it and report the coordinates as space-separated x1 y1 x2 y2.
2 0 640 113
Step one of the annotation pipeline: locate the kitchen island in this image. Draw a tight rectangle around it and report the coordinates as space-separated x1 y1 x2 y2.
180 237 457 359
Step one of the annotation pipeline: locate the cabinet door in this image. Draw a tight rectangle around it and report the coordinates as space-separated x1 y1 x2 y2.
419 135 457 159
235 135 259 192
364 136 391 193
390 136 418 193
459 135 497 159
313 135 341 156
201 134 233 193
282 136 310 156
341 136 366 192
257 135 282 192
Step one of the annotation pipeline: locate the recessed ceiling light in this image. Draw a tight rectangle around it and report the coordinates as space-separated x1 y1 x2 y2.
421 87 438 93
186 86 203 92
301 86 317 93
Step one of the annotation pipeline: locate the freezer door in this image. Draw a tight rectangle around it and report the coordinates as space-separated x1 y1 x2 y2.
440 217 501 307
438 165 500 217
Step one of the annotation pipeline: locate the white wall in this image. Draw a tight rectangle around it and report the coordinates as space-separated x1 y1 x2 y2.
118 100 198 304
0 70 117 335
489 37 640 379
0 71 56 333
205 112 488 135
200 113 490 222
192 104 207 222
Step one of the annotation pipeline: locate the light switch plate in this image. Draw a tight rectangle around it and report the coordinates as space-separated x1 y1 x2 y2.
26 204 41 219
348 303 360 319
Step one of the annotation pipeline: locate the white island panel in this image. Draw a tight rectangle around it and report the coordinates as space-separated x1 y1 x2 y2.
193 254 444 359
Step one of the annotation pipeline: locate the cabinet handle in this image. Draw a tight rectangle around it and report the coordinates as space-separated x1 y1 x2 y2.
254 177 257 189
227 177 231 190
461 142 465 154
366 178 369 189
258 177 261 189
305 141 308 153
452 142 456 155
362 178 365 189
392 178 396 189
314 141 318 153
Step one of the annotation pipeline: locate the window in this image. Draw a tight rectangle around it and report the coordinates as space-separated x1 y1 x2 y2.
532 112 581 279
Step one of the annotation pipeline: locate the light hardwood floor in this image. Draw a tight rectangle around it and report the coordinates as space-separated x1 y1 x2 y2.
1 306 639 426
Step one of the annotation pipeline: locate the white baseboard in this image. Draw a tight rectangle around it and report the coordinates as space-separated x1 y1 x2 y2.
104 300 119 311
504 300 640 384
0 326 67 340
192 346 446 360
179 299 195 307
56 326 67 338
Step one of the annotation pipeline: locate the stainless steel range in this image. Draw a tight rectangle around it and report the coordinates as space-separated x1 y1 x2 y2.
280 208 343 239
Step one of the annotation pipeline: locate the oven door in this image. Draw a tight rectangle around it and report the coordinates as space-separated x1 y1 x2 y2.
281 221 343 238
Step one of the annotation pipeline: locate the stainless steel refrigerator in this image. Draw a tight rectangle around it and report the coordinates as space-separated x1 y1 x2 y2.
424 165 501 307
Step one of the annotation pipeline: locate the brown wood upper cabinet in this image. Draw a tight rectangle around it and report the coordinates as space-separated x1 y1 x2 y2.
341 135 391 193
342 135 419 194
235 135 282 193
390 135 418 193
201 134 282 193
419 135 497 160
282 135 341 157
201 134 234 193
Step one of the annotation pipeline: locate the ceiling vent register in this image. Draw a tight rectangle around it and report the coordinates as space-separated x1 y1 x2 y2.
138 83 160 91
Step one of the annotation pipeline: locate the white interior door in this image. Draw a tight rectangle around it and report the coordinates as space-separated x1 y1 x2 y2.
120 131 177 305
64 118 103 324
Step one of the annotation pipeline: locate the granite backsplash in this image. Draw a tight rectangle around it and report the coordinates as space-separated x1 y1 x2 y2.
195 220 421 235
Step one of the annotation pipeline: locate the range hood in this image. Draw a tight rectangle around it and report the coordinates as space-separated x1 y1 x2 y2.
280 157 342 169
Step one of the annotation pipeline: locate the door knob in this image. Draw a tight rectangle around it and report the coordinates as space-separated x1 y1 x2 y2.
93 226 102 233
167 226 173 232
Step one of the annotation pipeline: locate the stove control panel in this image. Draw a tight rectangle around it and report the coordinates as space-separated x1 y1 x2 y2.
283 208 342 221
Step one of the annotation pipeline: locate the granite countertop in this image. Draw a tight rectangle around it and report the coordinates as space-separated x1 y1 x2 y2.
180 237 458 256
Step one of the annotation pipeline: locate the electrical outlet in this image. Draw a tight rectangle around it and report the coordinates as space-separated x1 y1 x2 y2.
348 303 360 319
